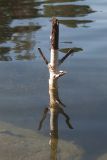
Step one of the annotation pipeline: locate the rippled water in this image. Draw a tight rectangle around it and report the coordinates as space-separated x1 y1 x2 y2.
0 0 95 60
0 0 107 160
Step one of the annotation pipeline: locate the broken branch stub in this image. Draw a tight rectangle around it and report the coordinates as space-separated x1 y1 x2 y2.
38 48 48 65
59 48 74 65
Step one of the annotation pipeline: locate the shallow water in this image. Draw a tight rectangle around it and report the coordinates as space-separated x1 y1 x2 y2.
0 0 107 160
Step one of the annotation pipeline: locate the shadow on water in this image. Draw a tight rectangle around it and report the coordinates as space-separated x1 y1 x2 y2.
0 0 94 61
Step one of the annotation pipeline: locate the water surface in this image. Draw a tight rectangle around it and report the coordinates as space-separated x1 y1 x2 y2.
0 0 107 160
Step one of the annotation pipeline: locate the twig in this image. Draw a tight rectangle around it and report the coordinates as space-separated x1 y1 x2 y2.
38 48 48 65
59 48 74 65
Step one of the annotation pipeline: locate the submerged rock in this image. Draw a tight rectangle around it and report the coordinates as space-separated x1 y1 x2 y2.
0 121 84 160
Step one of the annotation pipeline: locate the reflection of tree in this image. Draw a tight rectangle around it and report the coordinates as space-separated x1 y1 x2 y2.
44 4 94 17
0 0 41 20
59 47 83 54
0 4 12 43
0 47 12 61
0 0 40 42
46 0 81 3
0 0 42 60
59 19 93 28
11 24 41 60
0 0 94 61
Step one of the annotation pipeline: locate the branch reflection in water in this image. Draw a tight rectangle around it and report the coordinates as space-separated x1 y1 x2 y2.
38 80 73 160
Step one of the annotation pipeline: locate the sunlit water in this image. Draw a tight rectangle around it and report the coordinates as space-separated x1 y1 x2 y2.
0 0 107 160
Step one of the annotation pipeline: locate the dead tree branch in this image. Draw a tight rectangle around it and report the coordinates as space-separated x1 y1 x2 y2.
59 48 74 65
38 48 48 65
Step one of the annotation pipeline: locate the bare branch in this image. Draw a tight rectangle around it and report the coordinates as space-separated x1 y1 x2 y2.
38 107 49 130
59 48 74 65
38 48 48 65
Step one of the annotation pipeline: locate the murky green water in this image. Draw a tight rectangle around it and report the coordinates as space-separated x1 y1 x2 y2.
0 0 107 160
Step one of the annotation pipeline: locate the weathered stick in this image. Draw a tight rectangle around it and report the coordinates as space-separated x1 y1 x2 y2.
49 17 73 139
49 17 59 135
38 48 48 65
59 48 74 65
38 17 73 160
49 17 59 80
